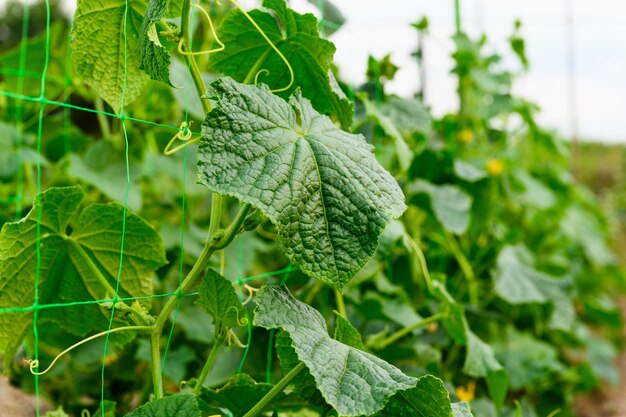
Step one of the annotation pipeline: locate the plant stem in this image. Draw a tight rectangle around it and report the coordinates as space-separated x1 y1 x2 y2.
95 96 111 138
242 362 306 417
150 332 164 399
445 233 478 305
405 234 434 294
369 313 446 350
214 203 251 249
193 337 223 395
334 289 347 317
180 0 211 114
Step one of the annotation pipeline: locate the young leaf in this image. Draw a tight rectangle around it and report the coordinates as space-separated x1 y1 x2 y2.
197 78 405 289
494 245 574 331
408 180 472 235
138 0 174 86
333 313 364 350
253 284 416 416
196 269 246 329
0 187 167 365
207 0 352 128
374 375 455 417
72 0 149 113
124 394 200 417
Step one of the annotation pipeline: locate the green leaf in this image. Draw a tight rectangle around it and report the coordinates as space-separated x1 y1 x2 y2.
254 284 416 416
0 22 68 101
409 180 472 235
197 78 406 288
44 408 70 417
374 375 454 417
207 0 352 128
463 325 507 412
68 151 143 211
0 186 167 364
454 160 486 183
361 94 413 173
199 373 293 417
72 0 149 113
124 394 200 417
493 327 565 390
435 281 506 411
306 0 345 36
452 402 474 417
333 313 364 350
377 95 432 136
196 269 247 329
493 245 574 330
138 0 174 85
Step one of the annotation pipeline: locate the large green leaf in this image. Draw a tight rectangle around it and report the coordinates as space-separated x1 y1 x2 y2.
197 78 405 288
124 394 200 417
493 245 574 330
137 0 174 85
207 0 352 128
196 269 247 329
254 284 416 416
0 186 166 365
72 0 149 113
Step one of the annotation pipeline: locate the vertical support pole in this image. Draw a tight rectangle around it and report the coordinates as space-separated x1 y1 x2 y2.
565 0 579 174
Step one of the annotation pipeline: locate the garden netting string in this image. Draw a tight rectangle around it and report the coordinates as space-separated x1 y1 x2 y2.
0 1 345 416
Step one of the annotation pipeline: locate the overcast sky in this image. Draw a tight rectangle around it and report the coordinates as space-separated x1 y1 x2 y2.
289 0 626 143
4 0 625 142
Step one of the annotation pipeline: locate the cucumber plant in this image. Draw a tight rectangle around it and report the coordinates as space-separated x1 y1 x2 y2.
0 1 622 417
0 0 468 416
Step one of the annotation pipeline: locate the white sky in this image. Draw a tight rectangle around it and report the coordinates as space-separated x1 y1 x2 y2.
4 0 625 142
290 0 626 143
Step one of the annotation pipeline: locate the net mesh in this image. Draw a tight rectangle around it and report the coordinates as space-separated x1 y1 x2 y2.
0 1 372 415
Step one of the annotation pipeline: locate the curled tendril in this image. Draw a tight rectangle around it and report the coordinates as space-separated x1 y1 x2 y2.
229 0 294 92
81 410 91 417
177 3 225 56
241 284 259 306
253 69 270 85
164 121 200 155
222 304 249 327
27 326 152 376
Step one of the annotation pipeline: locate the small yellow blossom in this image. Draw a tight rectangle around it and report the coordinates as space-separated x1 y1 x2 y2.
458 129 474 144
486 159 504 176
456 380 476 402
426 322 439 333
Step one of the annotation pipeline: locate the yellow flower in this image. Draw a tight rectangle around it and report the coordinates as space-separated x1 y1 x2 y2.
456 380 476 402
458 129 474 144
486 159 504 176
